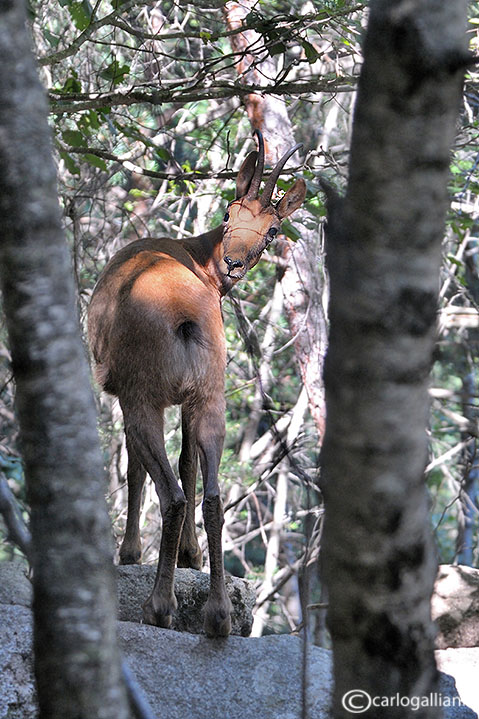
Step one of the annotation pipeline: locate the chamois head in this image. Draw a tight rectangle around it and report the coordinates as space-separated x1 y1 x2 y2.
221 130 306 282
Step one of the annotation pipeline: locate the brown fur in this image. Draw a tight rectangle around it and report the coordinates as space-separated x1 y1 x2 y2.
87 135 306 637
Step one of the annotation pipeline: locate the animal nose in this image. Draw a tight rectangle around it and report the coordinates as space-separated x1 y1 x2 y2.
224 255 244 270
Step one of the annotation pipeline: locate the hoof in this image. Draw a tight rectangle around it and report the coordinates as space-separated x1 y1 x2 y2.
119 540 141 565
204 599 232 638
177 544 203 570
142 593 177 629
119 551 141 566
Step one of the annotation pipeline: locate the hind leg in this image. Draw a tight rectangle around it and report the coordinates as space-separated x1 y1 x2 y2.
122 404 186 629
119 433 147 565
177 403 202 569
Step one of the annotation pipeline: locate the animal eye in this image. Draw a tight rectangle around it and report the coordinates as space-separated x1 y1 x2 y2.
223 212 230 223
268 227 278 239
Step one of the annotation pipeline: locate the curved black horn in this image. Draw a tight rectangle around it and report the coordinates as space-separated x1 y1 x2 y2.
260 142 303 207
246 129 265 200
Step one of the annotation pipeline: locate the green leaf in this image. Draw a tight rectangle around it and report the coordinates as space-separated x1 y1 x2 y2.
156 147 171 162
62 73 82 94
43 28 60 48
302 40 320 64
100 60 130 85
68 1 91 31
281 219 301 242
77 110 101 134
59 151 80 175
129 188 151 198
306 195 326 218
447 255 464 268
85 153 107 171
244 10 260 27
88 111 101 130
269 42 286 56
62 129 85 147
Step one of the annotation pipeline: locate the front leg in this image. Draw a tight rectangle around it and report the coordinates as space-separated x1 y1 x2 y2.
202 493 232 638
197 404 232 638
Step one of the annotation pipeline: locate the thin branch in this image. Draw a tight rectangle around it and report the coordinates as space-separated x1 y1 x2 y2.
254 540 321 610
0 472 32 562
48 78 356 114
426 439 470 474
38 5 366 67
37 0 154 66
122 660 157 719
61 145 304 182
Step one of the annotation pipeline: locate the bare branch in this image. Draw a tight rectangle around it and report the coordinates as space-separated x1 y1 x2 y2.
0 472 32 561
48 78 356 114
61 145 304 183
38 4 366 67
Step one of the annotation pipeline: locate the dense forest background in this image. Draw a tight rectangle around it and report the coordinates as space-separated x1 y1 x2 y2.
1 0 478 639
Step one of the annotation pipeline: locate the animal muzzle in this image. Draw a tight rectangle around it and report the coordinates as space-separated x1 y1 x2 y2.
223 255 246 278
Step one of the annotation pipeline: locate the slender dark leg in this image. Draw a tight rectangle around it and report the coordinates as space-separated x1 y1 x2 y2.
197 402 232 638
119 433 147 565
177 404 202 569
122 404 186 629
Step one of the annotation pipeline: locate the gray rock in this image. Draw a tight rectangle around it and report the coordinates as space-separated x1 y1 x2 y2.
0 601 333 719
0 561 256 637
0 560 32 608
0 561 477 719
0 605 36 719
117 564 256 636
436 648 479 717
1 608 476 719
438 673 477 719
119 622 332 719
432 565 479 649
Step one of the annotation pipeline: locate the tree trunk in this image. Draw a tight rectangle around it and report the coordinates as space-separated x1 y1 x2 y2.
224 0 328 639
320 2 468 717
279 232 328 440
0 2 129 718
224 0 327 443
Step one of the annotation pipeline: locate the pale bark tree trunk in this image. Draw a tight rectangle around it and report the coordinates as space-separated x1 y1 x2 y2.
320 2 468 717
224 0 327 638
223 1 294 162
279 232 328 440
0 2 129 718
224 0 327 443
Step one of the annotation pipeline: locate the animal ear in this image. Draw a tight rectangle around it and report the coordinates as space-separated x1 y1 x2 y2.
236 151 259 199
276 179 307 219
